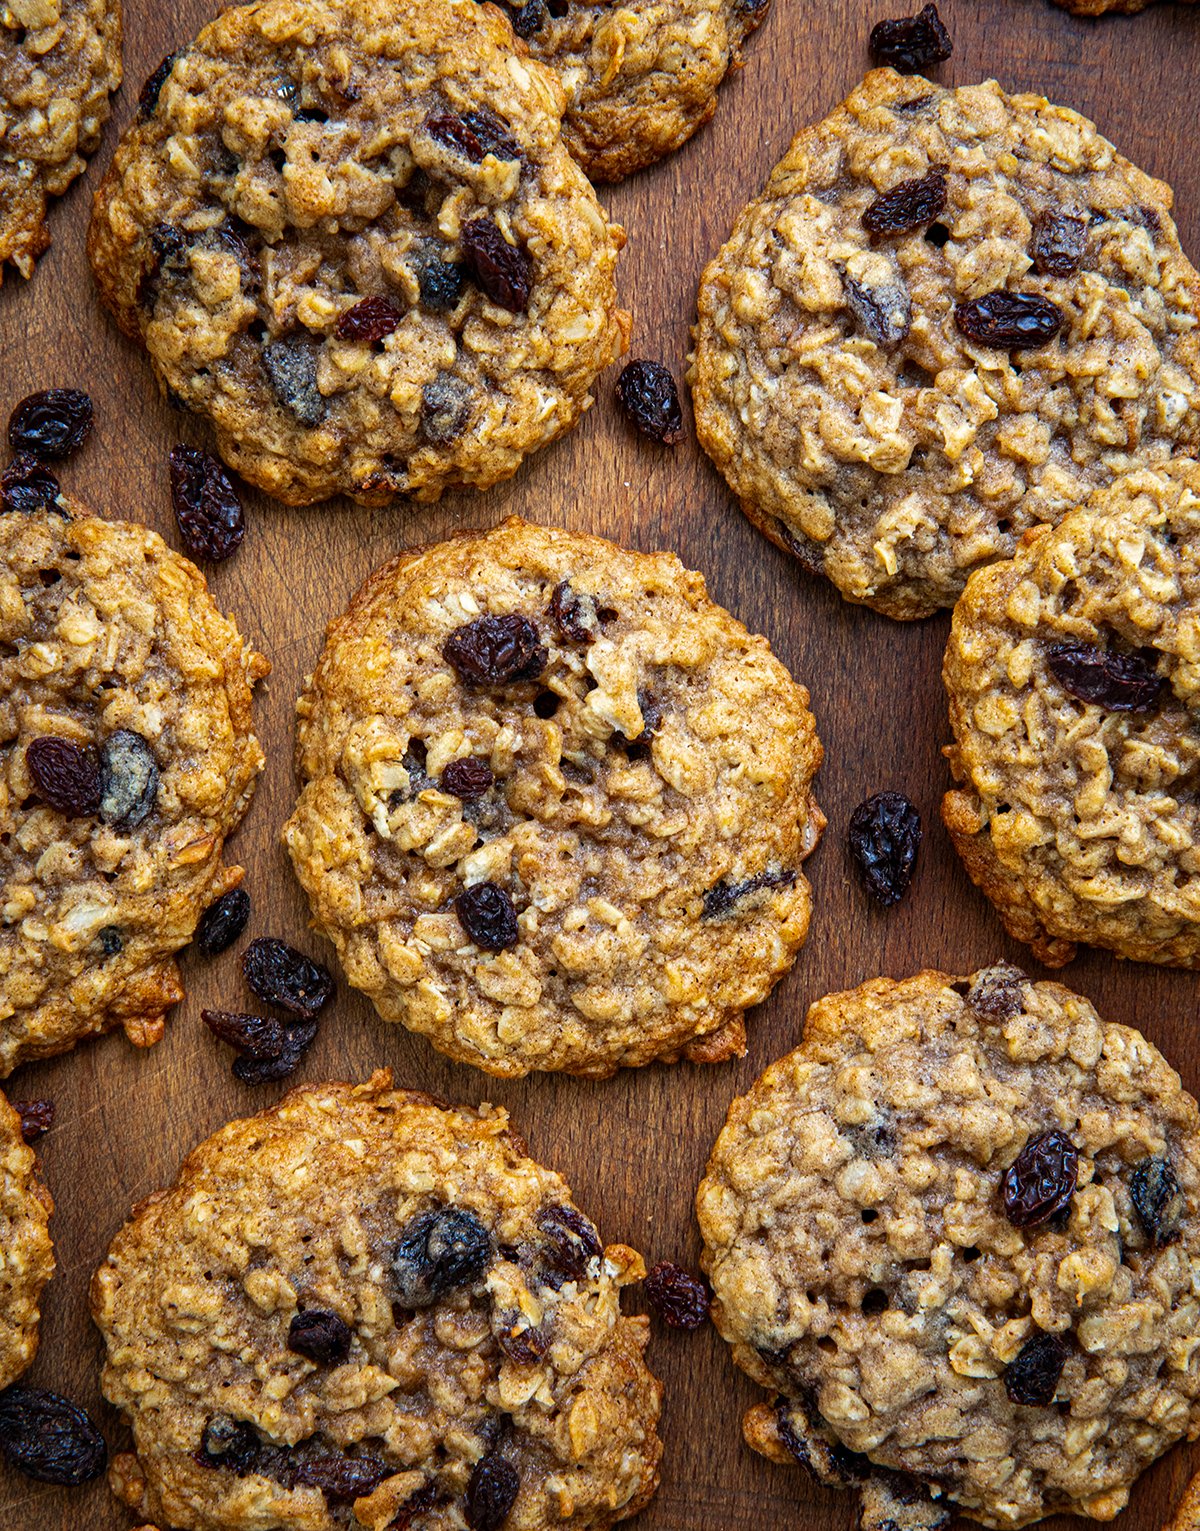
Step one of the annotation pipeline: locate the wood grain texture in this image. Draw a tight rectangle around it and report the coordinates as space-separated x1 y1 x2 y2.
2 0 1200 1526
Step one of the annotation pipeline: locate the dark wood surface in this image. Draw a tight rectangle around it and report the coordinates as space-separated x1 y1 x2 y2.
3 0 1200 1526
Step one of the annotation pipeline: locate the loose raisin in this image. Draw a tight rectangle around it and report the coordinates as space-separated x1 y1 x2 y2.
1003 1130 1078 1228
537 1203 602 1284
169 444 245 562
465 1453 520 1531
12 1099 54 1144
868 4 952 72
202 1008 287 1061
242 937 334 1019
1 454 61 514
1030 212 1087 277
8 390 93 460
1004 1332 1069 1406
455 882 520 950
615 360 684 444
231 1020 318 1085
548 581 598 643
25 736 101 817
99 730 159 831
137 53 178 121
194 889 251 957
1130 1156 1185 1247
862 170 947 237
848 793 921 907
966 962 1026 1020
393 1206 492 1307
443 615 547 686
644 1261 709 1330
702 868 796 920
335 296 404 343
262 339 326 426
955 292 1063 348
417 257 466 312
287 1310 353 1366
421 374 472 443
843 273 911 346
0 1387 107 1485
460 218 533 312
1047 642 1164 712
442 758 495 799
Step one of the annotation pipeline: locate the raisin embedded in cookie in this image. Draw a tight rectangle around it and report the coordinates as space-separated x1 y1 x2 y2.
943 460 1199 969
697 967 1200 1530
0 500 268 1076
0 0 122 280
283 518 824 1078
688 70 1200 619
87 0 629 508
0 1090 53 1392
93 1071 663 1531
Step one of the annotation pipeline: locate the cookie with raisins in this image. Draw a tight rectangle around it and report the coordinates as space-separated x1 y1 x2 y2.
87 0 629 507
698 967 1200 1529
943 459 1200 969
688 70 1200 619
0 1091 53 1392
283 518 824 1077
94 1071 662 1531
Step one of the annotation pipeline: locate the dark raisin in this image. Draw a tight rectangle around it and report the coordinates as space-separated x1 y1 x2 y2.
336 295 404 343
460 218 533 312
417 257 466 312
98 926 123 957
393 1206 492 1307
421 374 472 444
262 339 326 426
496 1321 546 1364
99 730 159 831
868 4 953 72
614 691 662 760
442 758 495 799
512 0 547 34
25 736 101 817
1047 642 1164 712
1030 212 1087 277
862 170 947 237
194 889 252 957
242 937 334 1019
168 444 245 563
444 615 547 686
861 1471 950 1531
465 1453 520 1531
231 1019 318 1085
287 1310 353 1366
202 1008 287 1060
427 109 520 163
1004 1332 1069 1405
1003 1130 1078 1228
538 1203 602 1284
848 792 922 907
1130 1156 1185 1247
775 518 826 575
392 1482 440 1531
955 292 1063 348
399 168 434 216
1 454 61 514
644 1261 709 1330
137 53 178 120
138 221 189 307
702 868 796 920
775 1397 868 1485
455 882 520 951
965 962 1026 1019
289 1453 391 1500
8 390 94 460
843 273 911 346
461 107 522 162
548 581 598 643
0 1387 107 1485
615 360 684 444
199 1415 261 1473
12 1099 54 1144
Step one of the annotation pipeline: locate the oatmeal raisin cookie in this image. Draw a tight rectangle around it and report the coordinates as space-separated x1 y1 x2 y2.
0 1088 53 1391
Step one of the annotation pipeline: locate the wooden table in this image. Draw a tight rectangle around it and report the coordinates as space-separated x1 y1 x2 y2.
3 0 1199 1526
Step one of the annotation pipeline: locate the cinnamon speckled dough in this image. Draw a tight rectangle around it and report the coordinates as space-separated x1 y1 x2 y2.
87 0 629 508
0 501 268 1076
0 1090 53 1391
688 70 1200 620
0 0 122 279
490 0 770 182
283 519 824 1078
697 967 1200 1530
943 460 1200 969
93 1071 663 1531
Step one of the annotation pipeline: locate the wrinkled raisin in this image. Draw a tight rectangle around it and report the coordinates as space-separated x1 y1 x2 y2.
1130 1156 1185 1247
137 53 178 121
392 1482 439 1531
393 1206 492 1307
426 109 520 163
8 390 93 460
462 108 522 161
548 581 598 643
99 730 159 831
868 4 952 72
290 1453 391 1500
442 758 495 799
775 1397 868 1485
421 374 472 443
417 257 466 312
966 962 1026 1020
455 882 520 950
1004 1332 1069 1405
0 1387 107 1485
1030 212 1087 277
848 793 921 907
335 296 403 343
1 454 61 514
465 1453 520 1531
262 339 326 426
194 889 251 957
230 1020 317 1085
242 937 334 1019
202 1009 287 1061
169 445 245 563
12 1099 54 1144
955 292 1063 348
844 273 911 345
615 361 684 444
702 868 796 920
460 218 533 312
644 1261 709 1330
538 1203 602 1284
199 1415 261 1473
512 0 546 34
444 615 547 685
862 169 947 237
497 1321 547 1364
287 1310 353 1366
1047 642 1164 712
25 736 101 817
1003 1130 1078 1228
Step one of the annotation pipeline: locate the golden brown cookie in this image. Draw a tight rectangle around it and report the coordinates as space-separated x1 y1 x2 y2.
0 1090 53 1392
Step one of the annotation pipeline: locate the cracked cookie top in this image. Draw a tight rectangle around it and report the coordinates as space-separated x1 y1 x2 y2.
87 0 629 507
0 1089 53 1392
697 967 1200 1529
688 70 1200 619
0 501 268 1076
283 518 823 1078
93 1071 663 1531
943 459 1200 969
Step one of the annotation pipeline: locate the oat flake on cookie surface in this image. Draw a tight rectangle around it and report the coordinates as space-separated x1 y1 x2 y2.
688 69 1200 619
0 1089 53 1392
943 459 1199 969
0 500 268 1076
697 966 1200 1530
283 518 824 1078
93 1070 663 1531
87 0 629 508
